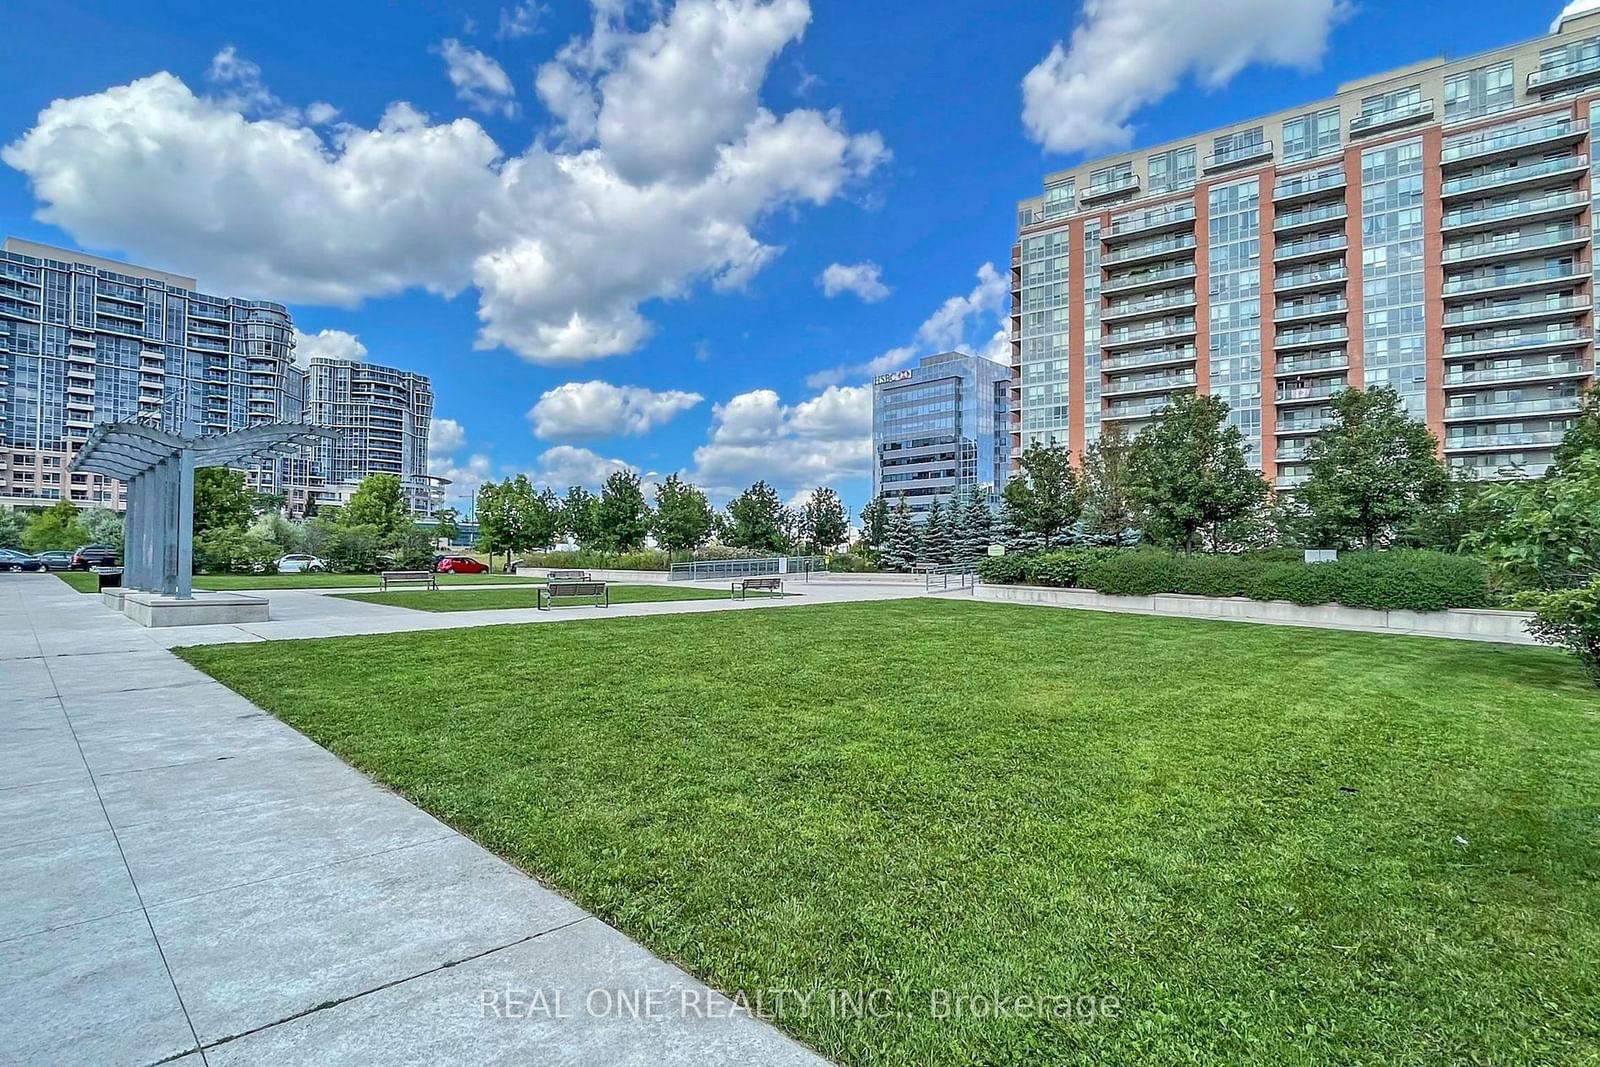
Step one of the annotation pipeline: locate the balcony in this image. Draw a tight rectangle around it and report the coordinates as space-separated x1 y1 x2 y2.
1272 169 1347 206
1274 233 1347 265
1443 359 1591 388
1102 233 1197 268
1273 264 1348 295
1101 345 1199 372
1104 395 1184 421
1527 55 1600 92
1443 328 1591 358
1452 460 1554 481
1445 429 1569 452
1442 295 1588 328
1275 473 1311 489
1276 413 1336 434
1440 154 1588 200
1276 324 1350 351
1440 119 1587 168
1276 381 1346 406
1102 289 1197 324
1104 369 1198 397
1442 226 1590 266
1102 261 1198 296
1105 201 1197 242
1442 260 1589 297
1273 202 1348 235
1080 174 1141 205
1274 296 1348 324
1204 139 1274 173
1275 350 1349 377
1443 395 1584 421
1441 191 1588 234
1275 444 1313 463
1350 98 1434 136
1103 318 1198 350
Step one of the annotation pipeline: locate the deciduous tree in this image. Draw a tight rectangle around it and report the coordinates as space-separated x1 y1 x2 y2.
725 480 790 553
799 487 850 553
193 467 255 536
594 471 653 552
1127 393 1268 553
858 494 889 550
653 475 714 554
561 486 600 548
22 499 90 552
1081 423 1138 540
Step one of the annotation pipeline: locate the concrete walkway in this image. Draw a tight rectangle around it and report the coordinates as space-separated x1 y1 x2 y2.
0 573 836 1066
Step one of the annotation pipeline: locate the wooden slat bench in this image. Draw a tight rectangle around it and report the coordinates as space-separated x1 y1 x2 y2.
731 576 783 599
538 580 609 610
380 570 437 591
546 569 591 581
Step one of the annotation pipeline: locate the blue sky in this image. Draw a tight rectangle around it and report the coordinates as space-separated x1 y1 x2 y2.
0 0 1580 516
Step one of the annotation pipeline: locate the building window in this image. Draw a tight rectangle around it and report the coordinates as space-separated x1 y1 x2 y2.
1360 85 1423 119
1444 61 1514 121
1088 161 1134 193
1148 146 1197 194
1043 180 1075 219
1282 107 1340 162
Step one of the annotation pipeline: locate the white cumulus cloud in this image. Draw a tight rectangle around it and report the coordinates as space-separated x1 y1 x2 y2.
429 417 467 459
531 444 637 488
818 261 889 302
436 39 518 117
690 384 871 495
529 380 705 439
498 2 547 38
2 0 885 367
1022 0 1347 154
292 327 368 366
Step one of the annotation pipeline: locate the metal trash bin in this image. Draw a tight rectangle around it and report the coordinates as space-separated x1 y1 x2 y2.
93 566 123 591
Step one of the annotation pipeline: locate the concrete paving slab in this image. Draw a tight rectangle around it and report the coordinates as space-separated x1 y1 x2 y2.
204 918 828 1067
149 835 587 1044
0 912 199 1067
73 706 320 776
2 657 58 701
0 829 142 941
47 648 213 699
93 745 370 829
0 693 68 732
119 782 456 905
0 721 91 789
0 773 107 851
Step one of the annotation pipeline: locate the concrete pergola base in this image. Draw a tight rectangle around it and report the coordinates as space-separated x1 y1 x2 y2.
114 590 270 628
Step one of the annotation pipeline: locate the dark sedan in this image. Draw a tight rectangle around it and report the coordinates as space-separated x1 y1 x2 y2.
0 549 47 572
36 549 74 571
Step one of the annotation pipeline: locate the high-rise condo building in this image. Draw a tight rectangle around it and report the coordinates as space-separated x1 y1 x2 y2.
872 350 1012 518
0 237 304 509
1012 10 1600 488
304 356 440 515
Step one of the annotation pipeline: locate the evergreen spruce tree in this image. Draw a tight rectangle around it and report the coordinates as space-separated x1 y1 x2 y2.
921 499 951 564
964 487 996 562
882 497 919 572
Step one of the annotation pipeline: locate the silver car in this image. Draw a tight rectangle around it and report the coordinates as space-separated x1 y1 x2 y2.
276 553 327 574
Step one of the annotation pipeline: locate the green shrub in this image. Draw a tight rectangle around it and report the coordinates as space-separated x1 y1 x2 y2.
194 527 279 574
1527 580 1600 687
1077 549 1488 613
978 553 1034 585
826 549 883 573
1028 548 1123 587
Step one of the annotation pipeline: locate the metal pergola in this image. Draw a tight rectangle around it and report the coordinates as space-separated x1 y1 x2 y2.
67 421 333 598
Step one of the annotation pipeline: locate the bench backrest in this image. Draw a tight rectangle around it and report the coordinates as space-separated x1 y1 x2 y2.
548 569 590 580
382 571 432 580
548 581 606 596
742 577 781 588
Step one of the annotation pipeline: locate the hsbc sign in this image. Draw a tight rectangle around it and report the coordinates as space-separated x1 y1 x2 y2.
873 370 913 385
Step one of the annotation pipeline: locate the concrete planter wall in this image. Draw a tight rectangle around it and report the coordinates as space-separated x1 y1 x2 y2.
976 582 1537 645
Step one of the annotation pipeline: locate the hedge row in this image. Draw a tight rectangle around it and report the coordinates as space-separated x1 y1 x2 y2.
979 549 1490 613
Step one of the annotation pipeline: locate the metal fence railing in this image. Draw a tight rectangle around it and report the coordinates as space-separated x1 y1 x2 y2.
668 555 827 582
914 562 979 591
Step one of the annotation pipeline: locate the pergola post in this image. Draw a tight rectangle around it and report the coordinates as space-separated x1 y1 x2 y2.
176 451 195 599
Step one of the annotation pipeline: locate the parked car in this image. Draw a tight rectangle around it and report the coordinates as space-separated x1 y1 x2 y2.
276 553 327 574
36 550 75 571
69 545 119 570
0 549 47 573
436 555 489 575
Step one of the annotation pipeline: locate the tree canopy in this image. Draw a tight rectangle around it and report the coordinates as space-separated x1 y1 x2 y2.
653 474 715 553
1127 393 1268 553
725 480 790 553
594 471 653 551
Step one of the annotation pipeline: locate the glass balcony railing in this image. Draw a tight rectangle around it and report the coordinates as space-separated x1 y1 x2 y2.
1443 328 1590 357
1276 414 1336 433
1273 265 1348 291
1274 298 1348 322
1274 202 1348 232
1442 226 1590 264
1081 174 1141 203
1106 202 1197 239
1441 154 1588 197
1274 233 1347 261
1103 290 1198 321
1101 346 1199 372
1442 296 1587 326
1444 396 1584 419
1440 120 1586 164
1276 382 1345 404
1442 261 1589 295
1350 98 1434 135
1204 140 1274 172
1104 370 1198 396
1105 392 1190 420
1104 319 1198 347
1275 351 1349 376
1103 234 1197 266
1444 359 1589 386
1445 429 1569 450
1442 191 1586 230
1276 325 1350 349
1527 55 1600 89
1273 169 1346 202
1102 262 1198 294
1453 461 1555 480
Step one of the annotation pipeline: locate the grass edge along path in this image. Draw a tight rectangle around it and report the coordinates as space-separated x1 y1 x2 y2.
175 599 1600 1067
53 570 546 593
334 583 745 612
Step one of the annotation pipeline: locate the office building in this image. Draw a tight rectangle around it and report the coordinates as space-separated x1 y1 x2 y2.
304 355 440 515
0 237 304 509
872 350 1012 518
1012 11 1600 487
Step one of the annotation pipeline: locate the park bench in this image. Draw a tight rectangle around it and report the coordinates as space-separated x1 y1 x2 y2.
380 570 437 591
732 576 783 599
538 580 609 610
547 569 591 581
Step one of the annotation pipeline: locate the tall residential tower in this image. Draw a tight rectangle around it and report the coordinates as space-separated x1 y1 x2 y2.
1013 11 1600 488
304 356 440 515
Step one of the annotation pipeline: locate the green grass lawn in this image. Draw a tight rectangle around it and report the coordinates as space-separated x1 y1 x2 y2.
333 583 738 611
175 600 1600 1066
53 570 545 593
